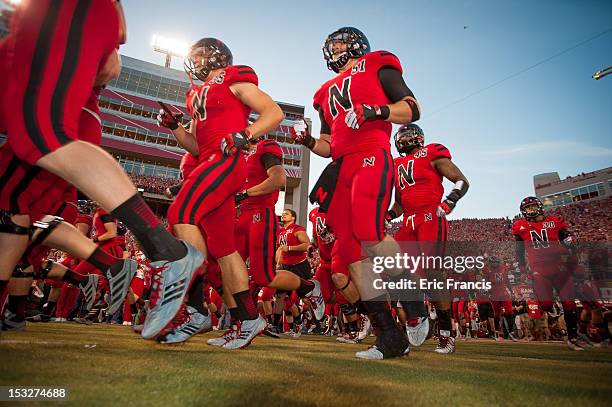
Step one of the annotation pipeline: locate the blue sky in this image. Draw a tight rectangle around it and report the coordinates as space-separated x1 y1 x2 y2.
120 0 612 219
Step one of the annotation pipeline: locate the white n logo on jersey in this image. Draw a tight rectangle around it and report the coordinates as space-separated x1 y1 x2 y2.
397 160 415 189
328 76 353 118
191 86 210 121
530 229 550 249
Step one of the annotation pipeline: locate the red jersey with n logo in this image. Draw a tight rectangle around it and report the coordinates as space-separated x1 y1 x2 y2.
313 51 403 160
186 65 258 158
394 143 452 214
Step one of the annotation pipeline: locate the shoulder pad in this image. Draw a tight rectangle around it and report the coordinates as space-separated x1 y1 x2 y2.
427 143 452 160
225 65 258 86
366 50 403 74
313 81 332 110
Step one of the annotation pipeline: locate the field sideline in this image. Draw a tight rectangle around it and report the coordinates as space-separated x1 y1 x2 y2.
1 323 611 406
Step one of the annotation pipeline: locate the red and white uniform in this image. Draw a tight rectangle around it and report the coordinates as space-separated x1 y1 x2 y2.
394 143 451 254
512 215 576 311
278 224 307 266
313 51 402 265
309 207 349 305
168 65 258 259
235 139 282 288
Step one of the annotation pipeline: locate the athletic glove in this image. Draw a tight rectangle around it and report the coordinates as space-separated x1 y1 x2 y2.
290 120 315 149
156 108 183 130
345 104 389 129
221 129 251 156
436 199 455 218
235 190 249 205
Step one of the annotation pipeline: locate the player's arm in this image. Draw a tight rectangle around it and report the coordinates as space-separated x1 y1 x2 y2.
379 67 420 124
95 214 117 242
387 185 404 221
432 158 469 217
514 235 527 270
159 113 199 156
237 155 286 203
345 67 421 129
287 230 311 253
291 108 331 158
231 82 284 138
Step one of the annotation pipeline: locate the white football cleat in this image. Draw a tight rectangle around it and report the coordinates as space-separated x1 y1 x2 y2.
406 317 429 347
222 315 267 350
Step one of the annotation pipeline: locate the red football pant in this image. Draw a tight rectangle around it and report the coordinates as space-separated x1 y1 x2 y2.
326 149 393 265
531 262 576 312
55 283 80 318
168 153 246 259
2 0 119 165
395 205 449 277
235 207 278 288
0 86 99 215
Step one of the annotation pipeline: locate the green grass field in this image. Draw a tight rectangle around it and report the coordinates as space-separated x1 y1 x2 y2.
1 323 611 407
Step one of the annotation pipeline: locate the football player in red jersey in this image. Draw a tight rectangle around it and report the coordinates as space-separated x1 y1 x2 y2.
272 209 320 336
0 1 203 341
234 140 325 338
387 123 469 354
309 206 369 343
158 38 284 348
512 196 583 350
484 256 516 340
292 27 420 359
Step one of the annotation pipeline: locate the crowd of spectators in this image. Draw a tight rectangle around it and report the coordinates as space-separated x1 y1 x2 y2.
387 198 610 265
129 174 177 195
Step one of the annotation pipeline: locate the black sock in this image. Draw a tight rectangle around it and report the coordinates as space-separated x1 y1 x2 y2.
86 247 120 274
290 321 296 330
63 268 88 285
296 279 315 297
579 319 589 334
7 295 27 320
565 310 578 340
111 193 186 262
273 313 282 329
294 313 302 326
348 320 358 332
187 274 208 315
229 307 239 324
233 290 258 321
267 315 273 325
43 300 57 316
130 303 138 315
595 322 610 340
363 295 397 332
437 308 452 335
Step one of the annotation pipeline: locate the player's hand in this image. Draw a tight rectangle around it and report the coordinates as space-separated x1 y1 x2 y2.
436 199 455 217
235 190 249 205
290 120 315 148
221 130 250 156
345 104 388 129
157 108 183 130
279 245 289 252
563 235 577 247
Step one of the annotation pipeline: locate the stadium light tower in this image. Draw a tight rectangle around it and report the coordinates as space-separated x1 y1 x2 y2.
151 35 189 68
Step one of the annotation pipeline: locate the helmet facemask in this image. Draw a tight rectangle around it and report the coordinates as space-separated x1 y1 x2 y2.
184 40 232 83
394 126 424 156
323 28 370 73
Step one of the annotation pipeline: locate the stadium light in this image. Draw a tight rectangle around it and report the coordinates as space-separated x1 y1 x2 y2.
592 66 612 80
151 35 189 68
7 0 22 6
